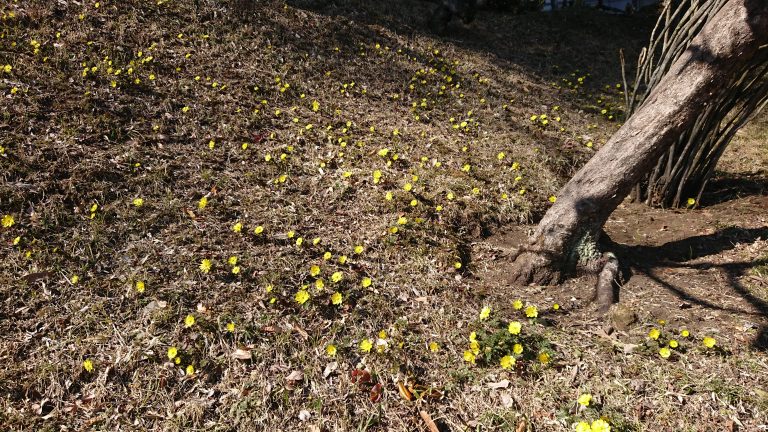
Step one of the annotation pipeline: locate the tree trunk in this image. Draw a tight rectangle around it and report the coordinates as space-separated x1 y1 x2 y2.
625 0 768 208
510 0 768 290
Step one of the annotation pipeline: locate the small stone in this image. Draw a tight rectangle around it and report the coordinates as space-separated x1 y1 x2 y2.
609 303 637 331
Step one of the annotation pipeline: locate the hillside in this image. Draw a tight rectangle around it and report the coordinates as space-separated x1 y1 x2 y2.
1 1 766 430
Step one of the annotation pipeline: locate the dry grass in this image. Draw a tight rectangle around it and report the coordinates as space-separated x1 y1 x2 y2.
1 0 766 430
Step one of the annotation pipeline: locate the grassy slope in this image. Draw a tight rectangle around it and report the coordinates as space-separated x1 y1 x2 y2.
1 0 765 430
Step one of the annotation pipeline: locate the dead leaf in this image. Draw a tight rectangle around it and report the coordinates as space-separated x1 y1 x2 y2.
369 383 383 402
322 361 337 378
350 369 371 386
500 392 516 408
232 348 252 360
398 382 414 401
487 379 510 389
298 409 311 421
21 271 53 283
419 410 439 432
286 370 304 382
515 418 527 432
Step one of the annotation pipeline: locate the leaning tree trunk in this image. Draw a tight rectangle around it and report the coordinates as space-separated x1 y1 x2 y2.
625 0 768 208
510 0 768 293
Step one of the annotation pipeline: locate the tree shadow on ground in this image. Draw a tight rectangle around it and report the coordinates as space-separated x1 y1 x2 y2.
699 174 768 207
286 0 656 93
609 226 768 351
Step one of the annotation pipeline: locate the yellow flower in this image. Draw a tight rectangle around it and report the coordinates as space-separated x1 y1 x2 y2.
590 419 611 432
231 266 240 274
361 277 372 288
331 292 342 305
463 350 476 364
232 222 242 233
295 289 310 305
513 299 523 310
702 336 716 348
326 344 337 356
453 262 462 269
360 338 373 353
538 352 551 364
184 314 195 327
331 272 343 283
497 152 505 160
186 364 195 375
132 198 144 207
508 321 522 335
429 342 439 352
82 359 94 373
577 393 592 406
553 303 560 310
354 245 364 254
470 341 480 355
479 306 491 320
226 322 235 332
575 422 591 432
338 255 347 265
397 216 408 225
548 196 557 203
254 225 264 235
71 275 80 284
323 251 332 260
469 332 477 342
669 339 679 348
167 346 178 359
135 281 145 293
315 279 325 290
648 328 661 340
1 214 14 228
525 305 538 318
513 343 523 355
309 265 321 277
500 355 515 370
659 347 671 359
385 191 393 201
199 259 212 273
680 329 690 338
686 198 696 207
228 256 238 266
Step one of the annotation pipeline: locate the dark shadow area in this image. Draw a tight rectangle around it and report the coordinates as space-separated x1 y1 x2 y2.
607 226 768 350
699 173 768 207
285 0 657 93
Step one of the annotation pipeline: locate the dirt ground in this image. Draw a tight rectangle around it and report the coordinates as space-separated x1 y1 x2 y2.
1 0 766 430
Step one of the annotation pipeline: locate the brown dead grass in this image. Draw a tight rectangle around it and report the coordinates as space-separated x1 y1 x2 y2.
1 0 766 431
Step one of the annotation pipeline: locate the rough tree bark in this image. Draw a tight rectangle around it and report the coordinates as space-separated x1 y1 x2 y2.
624 0 768 208
509 0 768 306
